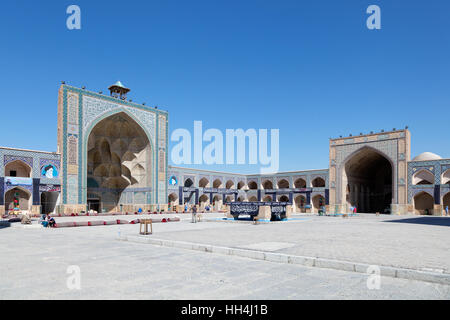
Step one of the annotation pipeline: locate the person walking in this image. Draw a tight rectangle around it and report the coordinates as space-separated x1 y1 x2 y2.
445 206 449 216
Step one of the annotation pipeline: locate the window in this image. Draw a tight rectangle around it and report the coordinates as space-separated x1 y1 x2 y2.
10 171 17 177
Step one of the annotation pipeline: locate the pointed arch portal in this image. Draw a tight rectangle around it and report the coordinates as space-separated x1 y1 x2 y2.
343 147 393 213
87 112 152 212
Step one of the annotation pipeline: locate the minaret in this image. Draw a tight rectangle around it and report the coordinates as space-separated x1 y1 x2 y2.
108 81 130 100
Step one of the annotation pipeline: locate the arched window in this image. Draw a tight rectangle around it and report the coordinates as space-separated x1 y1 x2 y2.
225 180 234 189
294 178 306 188
5 187 31 212
312 195 325 212
294 195 307 213
213 179 223 188
168 193 179 206
199 178 209 188
262 180 273 190
312 177 325 188
414 192 434 215
248 181 258 190
184 178 194 187
443 192 450 211
412 169 434 185
5 160 31 178
277 179 290 189
441 169 450 185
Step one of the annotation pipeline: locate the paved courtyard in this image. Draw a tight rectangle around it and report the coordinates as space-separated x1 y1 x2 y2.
149 213 450 273
1 213 450 299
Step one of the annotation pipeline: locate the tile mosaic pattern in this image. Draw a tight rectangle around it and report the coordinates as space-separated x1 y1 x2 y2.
59 85 169 206
82 95 157 147
0 148 60 180
408 159 450 203
167 166 329 202
4 155 33 169
333 139 399 204
0 148 61 205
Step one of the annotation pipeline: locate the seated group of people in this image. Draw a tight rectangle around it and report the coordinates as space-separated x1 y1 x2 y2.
40 214 56 228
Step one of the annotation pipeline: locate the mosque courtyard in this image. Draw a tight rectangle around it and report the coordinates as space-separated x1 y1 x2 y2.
1 213 449 300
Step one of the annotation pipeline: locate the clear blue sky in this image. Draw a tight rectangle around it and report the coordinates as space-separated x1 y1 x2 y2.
0 0 449 173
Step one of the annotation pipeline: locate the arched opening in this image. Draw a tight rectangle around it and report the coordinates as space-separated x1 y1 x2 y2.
277 179 290 189
237 181 246 190
237 196 245 202
199 194 209 209
279 195 289 202
262 180 273 190
225 195 234 203
443 193 450 212
248 196 258 202
294 178 306 189
168 193 178 208
294 195 306 213
442 169 450 185
213 179 223 189
41 192 59 215
199 178 209 188
248 181 258 190
225 180 234 189
184 178 194 187
312 195 325 213
5 160 31 177
87 112 151 213
412 169 434 185
312 177 325 188
212 194 222 210
414 192 434 215
262 195 273 202
5 187 31 213
86 192 100 213
343 147 392 213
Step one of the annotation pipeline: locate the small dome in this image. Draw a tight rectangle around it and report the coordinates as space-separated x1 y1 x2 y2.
412 152 442 161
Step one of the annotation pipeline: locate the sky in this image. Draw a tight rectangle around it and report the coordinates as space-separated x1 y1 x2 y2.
0 0 449 174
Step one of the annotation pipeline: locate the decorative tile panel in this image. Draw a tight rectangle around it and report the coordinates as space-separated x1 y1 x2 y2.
82 95 156 147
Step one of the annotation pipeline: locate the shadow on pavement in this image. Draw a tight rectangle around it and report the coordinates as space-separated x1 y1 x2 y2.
384 216 450 227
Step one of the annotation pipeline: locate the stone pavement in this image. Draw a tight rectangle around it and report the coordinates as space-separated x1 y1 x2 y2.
146 214 450 273
0 214 449 299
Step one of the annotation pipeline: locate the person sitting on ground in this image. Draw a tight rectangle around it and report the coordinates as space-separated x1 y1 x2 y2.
41 218 49 228
21 214 31 224
47 214 56 228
